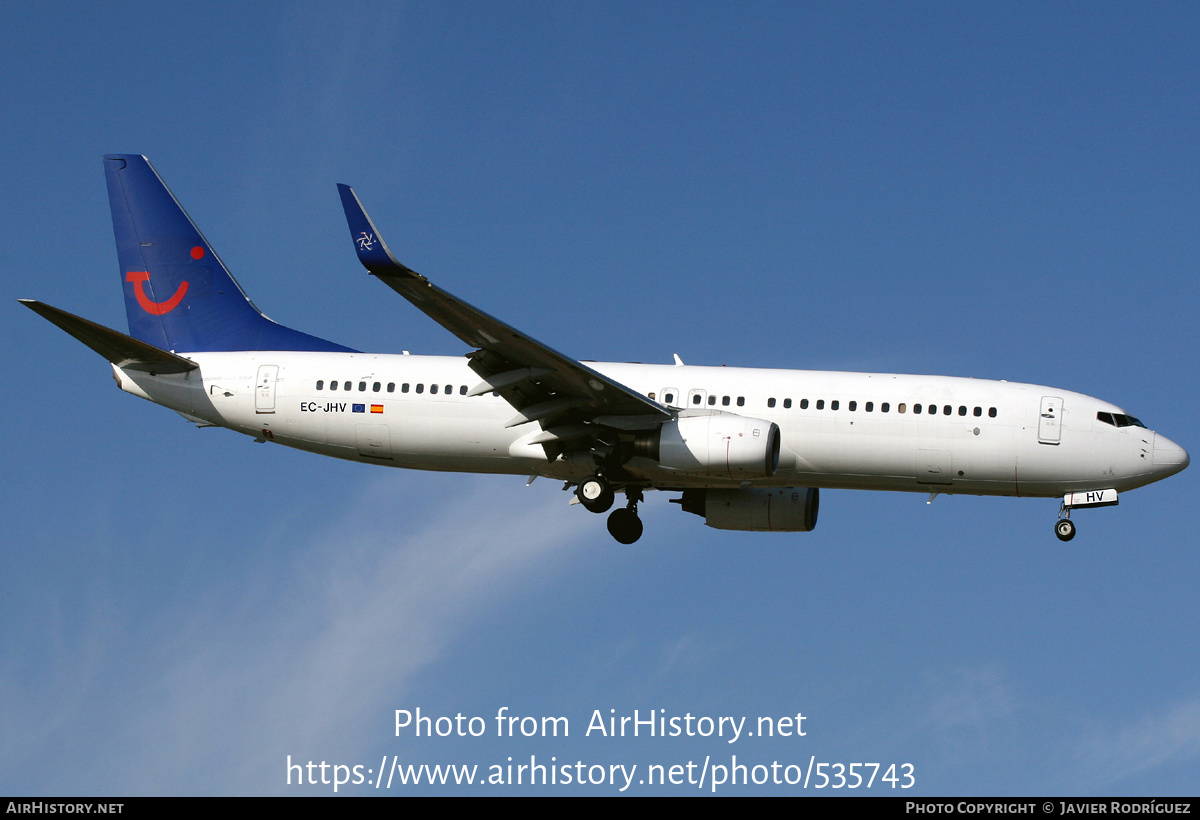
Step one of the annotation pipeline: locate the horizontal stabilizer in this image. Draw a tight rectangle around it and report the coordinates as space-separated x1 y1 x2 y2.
19 300 197 374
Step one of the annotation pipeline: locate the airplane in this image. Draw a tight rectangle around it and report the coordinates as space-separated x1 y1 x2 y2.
20 155 1189 544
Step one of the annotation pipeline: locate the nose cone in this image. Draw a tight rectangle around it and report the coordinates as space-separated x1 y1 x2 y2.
1153 434 1189 480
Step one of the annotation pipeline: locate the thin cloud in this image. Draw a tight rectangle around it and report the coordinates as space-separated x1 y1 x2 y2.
1071 697 1200 789
919 665 1018 756
3 472 589 795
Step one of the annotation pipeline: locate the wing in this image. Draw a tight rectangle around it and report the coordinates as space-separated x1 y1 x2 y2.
337 185 671 454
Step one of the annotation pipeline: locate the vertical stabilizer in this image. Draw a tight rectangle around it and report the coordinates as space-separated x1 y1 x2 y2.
104 155 354 352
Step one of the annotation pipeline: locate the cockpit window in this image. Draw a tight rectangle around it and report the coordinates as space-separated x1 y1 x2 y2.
1098 411 1147 429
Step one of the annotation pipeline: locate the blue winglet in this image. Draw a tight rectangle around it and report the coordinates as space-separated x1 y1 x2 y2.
337 184 419 279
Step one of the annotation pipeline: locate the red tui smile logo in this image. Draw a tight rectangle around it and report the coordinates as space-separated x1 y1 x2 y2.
126 270 188 315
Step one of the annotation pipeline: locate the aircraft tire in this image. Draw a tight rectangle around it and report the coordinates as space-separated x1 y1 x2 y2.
1055 519 1076 542
607 507 643 544
577 476 615 513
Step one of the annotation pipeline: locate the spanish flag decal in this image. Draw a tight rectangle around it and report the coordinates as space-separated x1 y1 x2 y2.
371 405 384 414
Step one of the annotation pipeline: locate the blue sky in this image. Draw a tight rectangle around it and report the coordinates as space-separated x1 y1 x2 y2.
2 2 1198 795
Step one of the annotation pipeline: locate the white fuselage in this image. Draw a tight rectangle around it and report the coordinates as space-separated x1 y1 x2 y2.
113 350 1185 499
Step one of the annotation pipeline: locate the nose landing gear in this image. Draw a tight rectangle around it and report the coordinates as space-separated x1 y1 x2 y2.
1054 489 1119 541
1054 516 1076 542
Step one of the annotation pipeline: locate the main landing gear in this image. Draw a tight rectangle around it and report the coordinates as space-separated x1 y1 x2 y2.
576 475 614 513
575 476 644 543
607 488 644 544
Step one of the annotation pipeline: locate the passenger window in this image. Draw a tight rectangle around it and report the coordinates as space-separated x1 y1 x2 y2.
431 384 439 395
316 380 324 390
459 385 467 395
388 383 395 393
329 381 338 391
416 384 424 394
944 405 952 415
359 382 367 392
708 395 716 405
445 384 452 394
849 401 857 411
737 397 745 407
784 399 793 409
722 396 730 406
831 400 839 411
914 404 922 414
866 402 874 412
974 407 981 416
648 392 656 400
344 381 353 391
989 407 997 418
958 406 967 416
664 393 675 403
373 382 381 392
817 400 825 410
896 403 904 413
768 398 776 408
692 394 702 405
798 399 807 409
882 402 889 413
401 383 409 393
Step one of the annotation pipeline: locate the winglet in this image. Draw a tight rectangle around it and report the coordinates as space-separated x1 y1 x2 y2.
336 184 419 279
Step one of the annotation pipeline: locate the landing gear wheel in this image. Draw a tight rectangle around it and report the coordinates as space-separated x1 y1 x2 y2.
607 507 643 544
1055 519 1076 542
577 475 614 513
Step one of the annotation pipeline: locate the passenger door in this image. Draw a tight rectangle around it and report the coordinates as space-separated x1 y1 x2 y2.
1038 396 1062 444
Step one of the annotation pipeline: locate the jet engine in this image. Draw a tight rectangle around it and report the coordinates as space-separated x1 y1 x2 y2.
632 415 781 479
672 487 819 532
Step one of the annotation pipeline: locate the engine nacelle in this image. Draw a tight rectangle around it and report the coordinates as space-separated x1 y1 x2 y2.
673 487 819 532
634 415 780 479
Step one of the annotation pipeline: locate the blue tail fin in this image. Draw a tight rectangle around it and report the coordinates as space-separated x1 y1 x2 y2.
104 155 354 352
